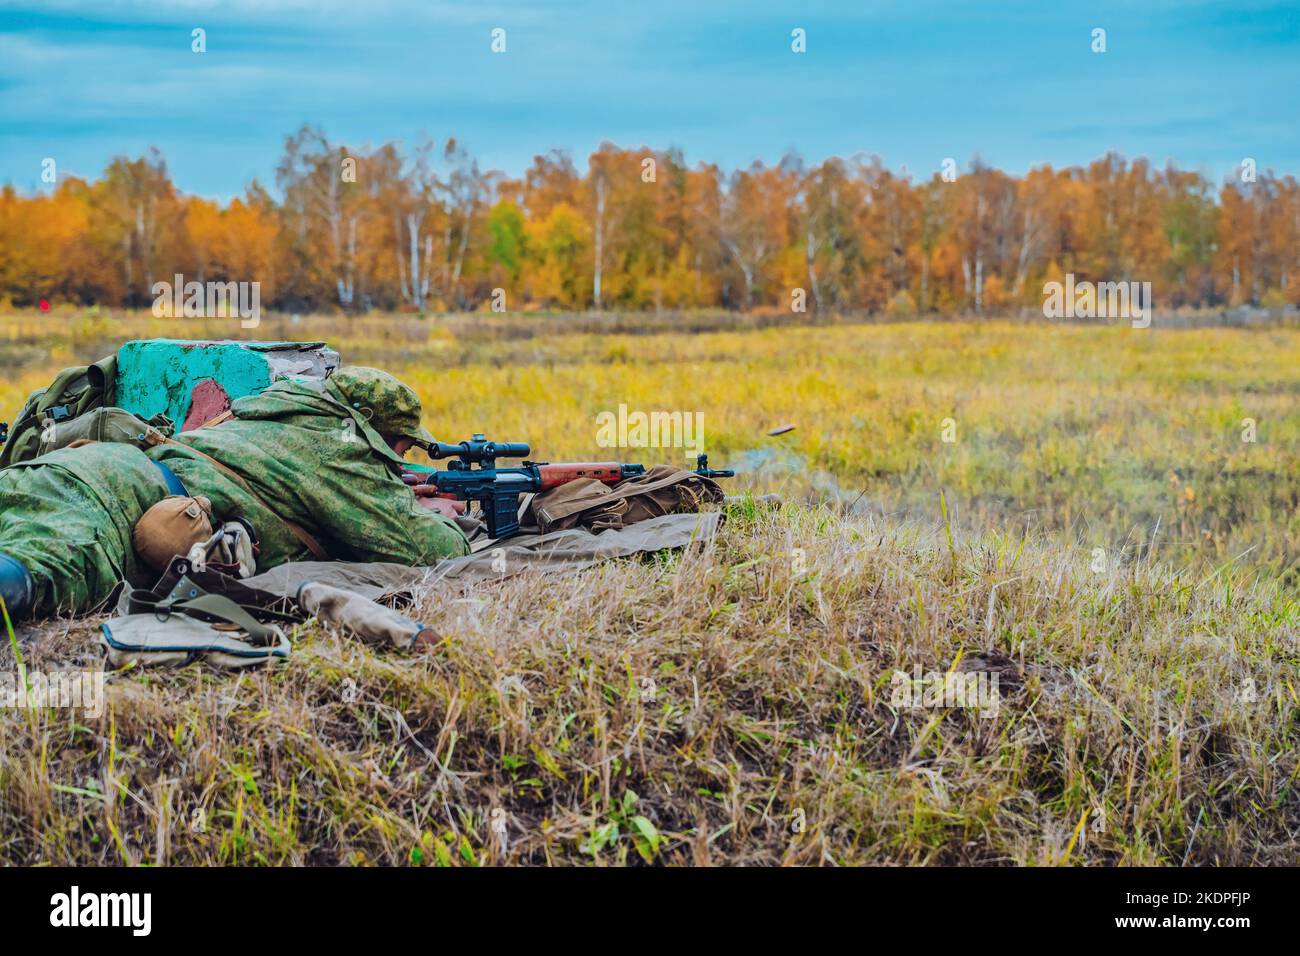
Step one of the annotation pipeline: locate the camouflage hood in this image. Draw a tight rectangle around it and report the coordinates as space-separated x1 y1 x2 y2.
325 367 435 449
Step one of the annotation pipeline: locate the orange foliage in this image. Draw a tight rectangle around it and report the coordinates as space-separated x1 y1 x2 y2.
1 140 1297 314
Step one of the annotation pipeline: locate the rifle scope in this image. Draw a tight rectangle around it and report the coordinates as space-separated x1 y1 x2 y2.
426 434 530 465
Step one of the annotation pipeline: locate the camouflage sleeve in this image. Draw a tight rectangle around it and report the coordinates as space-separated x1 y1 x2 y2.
308 476 470 565
392 500 472 565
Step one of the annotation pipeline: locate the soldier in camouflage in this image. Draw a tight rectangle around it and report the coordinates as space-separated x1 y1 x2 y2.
0 367 467 621
0 442 171 622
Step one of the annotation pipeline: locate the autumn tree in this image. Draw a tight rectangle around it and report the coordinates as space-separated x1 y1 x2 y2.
3 134 1299 318
92 149 186 305
276 125 368 310
720 161 794 308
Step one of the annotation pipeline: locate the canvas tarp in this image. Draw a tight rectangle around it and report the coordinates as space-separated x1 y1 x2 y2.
241 510 723 598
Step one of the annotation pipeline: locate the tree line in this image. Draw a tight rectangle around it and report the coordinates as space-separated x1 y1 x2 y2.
2 124 1297 315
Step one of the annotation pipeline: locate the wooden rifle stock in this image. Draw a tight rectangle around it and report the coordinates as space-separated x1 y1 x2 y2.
535 462 629 489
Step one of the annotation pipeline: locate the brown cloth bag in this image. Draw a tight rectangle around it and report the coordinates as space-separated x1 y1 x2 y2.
526 463 724 533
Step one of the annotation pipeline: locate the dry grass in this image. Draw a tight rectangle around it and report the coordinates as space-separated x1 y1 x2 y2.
1 308 1298 865
2 502 1296 866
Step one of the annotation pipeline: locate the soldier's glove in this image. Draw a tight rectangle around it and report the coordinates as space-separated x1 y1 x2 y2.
209 520 258 579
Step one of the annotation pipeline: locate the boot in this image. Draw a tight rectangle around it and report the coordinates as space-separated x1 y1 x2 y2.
0 552 34 622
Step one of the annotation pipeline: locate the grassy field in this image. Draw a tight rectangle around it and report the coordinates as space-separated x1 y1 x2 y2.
1 308 1298 865
4 308 1298 584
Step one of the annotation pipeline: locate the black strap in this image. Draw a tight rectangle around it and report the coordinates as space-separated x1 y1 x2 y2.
126 587 281 647
151 559 302 623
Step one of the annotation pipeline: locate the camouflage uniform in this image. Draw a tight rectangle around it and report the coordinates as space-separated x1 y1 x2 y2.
0 366 466 621
0 443 169 617
145 367 467 567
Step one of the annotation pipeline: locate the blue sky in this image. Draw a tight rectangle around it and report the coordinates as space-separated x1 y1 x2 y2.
1 0 1297 200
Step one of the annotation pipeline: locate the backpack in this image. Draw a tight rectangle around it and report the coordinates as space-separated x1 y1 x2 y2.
0 355 118 467
36 406 176 456
525 464 725 533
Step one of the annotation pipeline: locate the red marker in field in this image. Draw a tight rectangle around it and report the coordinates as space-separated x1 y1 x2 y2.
39 299 50 312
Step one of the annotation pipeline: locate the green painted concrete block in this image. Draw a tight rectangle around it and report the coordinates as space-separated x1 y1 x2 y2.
115 339 339 430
